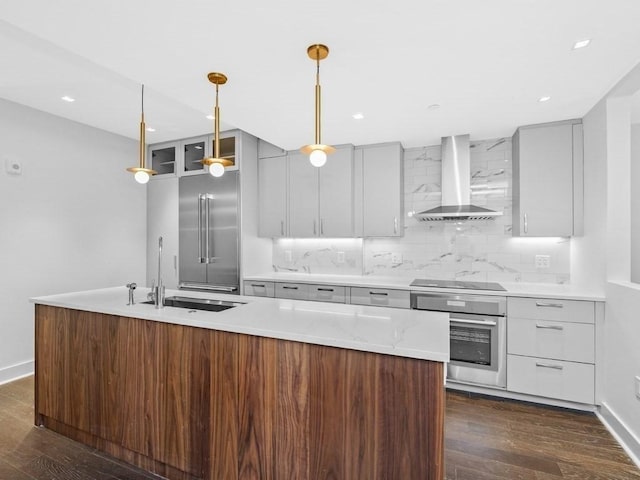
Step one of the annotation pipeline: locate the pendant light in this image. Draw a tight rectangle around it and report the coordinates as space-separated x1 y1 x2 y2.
126 84 157 184
202 72 233 177
300 44 335 167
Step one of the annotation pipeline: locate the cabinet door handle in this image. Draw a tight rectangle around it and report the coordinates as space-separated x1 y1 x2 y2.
313 220 317 235
535 362 563 370
535 301 564 308
280 220 284 236
282 286 299 290
320 218 324 235
523 213 528 234
394 217 398 234
317 288 334 292
251 283 266 288
370 291 388 296
536 324 564 330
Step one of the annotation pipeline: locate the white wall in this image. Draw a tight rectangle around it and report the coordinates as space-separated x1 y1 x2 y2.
0 98 146 384
579 63 640 464
631 123 640 283
570 99 607 289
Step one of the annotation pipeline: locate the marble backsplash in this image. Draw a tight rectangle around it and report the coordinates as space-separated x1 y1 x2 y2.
272 137 571 284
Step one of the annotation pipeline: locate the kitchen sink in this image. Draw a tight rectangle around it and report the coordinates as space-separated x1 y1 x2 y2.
142 296 245 312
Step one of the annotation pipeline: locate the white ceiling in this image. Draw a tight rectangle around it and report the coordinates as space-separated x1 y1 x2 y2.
1 0 640 149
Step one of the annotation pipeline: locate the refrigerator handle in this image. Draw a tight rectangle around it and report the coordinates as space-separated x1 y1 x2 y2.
206 194 217 263
197 194 205 263
205 194 211 263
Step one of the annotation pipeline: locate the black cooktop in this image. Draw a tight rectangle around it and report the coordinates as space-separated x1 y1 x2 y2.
410 278 506 292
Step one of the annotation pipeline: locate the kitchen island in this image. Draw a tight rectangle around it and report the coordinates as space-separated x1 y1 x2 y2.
32 287 449 480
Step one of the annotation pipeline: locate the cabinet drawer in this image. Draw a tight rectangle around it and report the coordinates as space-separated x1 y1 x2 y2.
308 285 347 303
349 287 409 309
275 283 310 300
243 280 275 297
508 317 594 363
507 354 594 404
508 297 594 324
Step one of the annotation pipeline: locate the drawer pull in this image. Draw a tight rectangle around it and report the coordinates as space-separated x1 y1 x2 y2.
535 301 564 308
251 283 266 288
535 362 563 370
535 324 564 331
317 288 334 292
369 291 388 296
282 286 299 290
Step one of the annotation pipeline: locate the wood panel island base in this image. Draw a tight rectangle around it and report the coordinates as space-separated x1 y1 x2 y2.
35 304 445 480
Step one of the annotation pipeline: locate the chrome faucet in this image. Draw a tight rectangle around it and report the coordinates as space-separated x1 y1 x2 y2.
147 236 165 308
126 282 137 305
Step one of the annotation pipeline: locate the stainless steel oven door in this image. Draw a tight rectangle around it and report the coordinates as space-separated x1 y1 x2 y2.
447 312 506 389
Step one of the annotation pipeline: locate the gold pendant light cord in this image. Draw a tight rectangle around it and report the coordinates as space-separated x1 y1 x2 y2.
214 83 220 159
139 84 146 169
315 47 321 145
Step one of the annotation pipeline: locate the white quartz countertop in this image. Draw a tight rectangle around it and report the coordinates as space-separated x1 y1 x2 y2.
244 273 606 301
31 287 449 363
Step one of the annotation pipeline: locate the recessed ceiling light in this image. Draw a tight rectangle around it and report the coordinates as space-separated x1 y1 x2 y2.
206 114 214 120
538 96 551 103
61 95 75 102
573 39 591 50
352 112 364 120
146 127 156 132
427 104 441 110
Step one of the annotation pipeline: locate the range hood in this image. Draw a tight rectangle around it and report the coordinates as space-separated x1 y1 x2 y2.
414 135 503 221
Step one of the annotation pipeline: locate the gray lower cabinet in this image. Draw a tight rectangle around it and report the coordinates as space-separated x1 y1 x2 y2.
349 287 410 309
275 282 310 300
308 284 347 303
243 280 275 297
506 297 596 404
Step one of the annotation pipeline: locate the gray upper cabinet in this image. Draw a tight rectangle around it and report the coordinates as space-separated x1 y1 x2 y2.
258 155 288 237
288 152 319 237
359 142 404 237
512 120 583 237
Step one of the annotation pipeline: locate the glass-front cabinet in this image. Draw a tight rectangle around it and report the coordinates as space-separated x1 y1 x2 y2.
183 139 207 172
149 130 240 179
150 143 177 175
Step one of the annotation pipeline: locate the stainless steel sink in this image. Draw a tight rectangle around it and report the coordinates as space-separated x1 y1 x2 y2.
142 296 245 312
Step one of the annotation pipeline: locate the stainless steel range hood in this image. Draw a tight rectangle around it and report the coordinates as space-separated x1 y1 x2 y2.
414 135 503 221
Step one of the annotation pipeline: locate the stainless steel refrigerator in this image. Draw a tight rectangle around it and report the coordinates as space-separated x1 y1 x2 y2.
178 171 239 294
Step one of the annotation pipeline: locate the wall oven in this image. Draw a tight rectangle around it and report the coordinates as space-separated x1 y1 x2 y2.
410 291 507 389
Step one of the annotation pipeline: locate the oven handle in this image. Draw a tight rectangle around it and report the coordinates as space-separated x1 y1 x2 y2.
450 317 497 327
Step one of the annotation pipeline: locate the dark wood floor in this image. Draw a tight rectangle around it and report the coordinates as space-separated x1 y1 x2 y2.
1 376 639 480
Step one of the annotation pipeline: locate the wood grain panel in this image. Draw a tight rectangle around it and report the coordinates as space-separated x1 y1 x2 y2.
274 339 310 480
35 306 446 480
209 330 239 480
308 344 347 480
344 349 379 479
238 334 277 480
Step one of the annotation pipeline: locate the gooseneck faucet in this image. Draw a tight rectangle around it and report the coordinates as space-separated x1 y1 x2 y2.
148 236 165 308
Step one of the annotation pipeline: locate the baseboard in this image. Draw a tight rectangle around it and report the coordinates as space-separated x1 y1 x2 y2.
597 401 640 469
0 360 34 386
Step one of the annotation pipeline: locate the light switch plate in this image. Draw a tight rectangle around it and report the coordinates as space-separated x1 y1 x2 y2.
284 250 292 262
391 253 403 264
336 251 345 264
